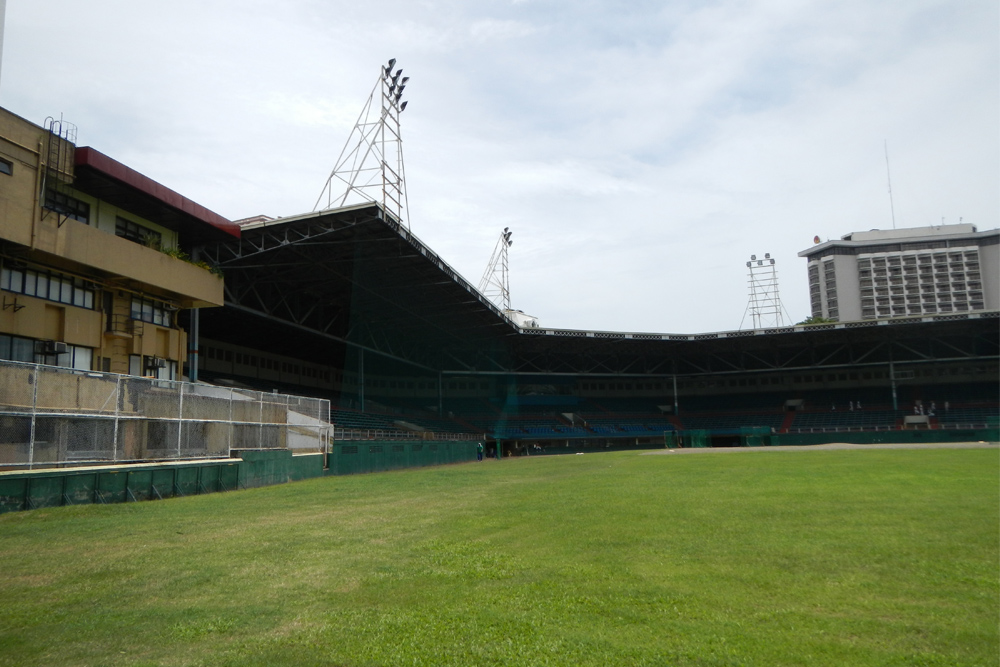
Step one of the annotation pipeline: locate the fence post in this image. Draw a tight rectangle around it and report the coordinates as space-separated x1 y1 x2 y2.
112 375 121 462
258 392 264 449
177 380 185 457
27 366 38 470
228 388 234 456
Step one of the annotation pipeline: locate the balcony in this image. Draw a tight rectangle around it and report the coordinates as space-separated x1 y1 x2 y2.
105 314 143 339
34 219 223 307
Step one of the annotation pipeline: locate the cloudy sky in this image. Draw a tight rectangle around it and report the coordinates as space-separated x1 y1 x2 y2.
2 0 997 333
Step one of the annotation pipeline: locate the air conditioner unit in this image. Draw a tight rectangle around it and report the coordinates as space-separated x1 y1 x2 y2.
145 357 166 369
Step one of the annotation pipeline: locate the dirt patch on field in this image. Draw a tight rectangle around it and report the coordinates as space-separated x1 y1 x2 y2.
642 441 999 455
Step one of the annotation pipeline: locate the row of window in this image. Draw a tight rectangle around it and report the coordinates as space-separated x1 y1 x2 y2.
128 355 177 381
202 345 333 382
130 297 174 327
41 187 175 257
1 266 96 309
44 188 90 223
116 217 162 247
0 334 184 381
0 334 92 371
0 267 181 330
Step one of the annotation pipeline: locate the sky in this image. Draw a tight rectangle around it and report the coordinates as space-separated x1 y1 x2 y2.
2 0 997 334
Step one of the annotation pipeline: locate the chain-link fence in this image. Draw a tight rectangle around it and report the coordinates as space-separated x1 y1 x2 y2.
0 360 331 468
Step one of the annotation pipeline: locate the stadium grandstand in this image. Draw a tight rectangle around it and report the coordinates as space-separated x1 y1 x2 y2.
191 202 999 452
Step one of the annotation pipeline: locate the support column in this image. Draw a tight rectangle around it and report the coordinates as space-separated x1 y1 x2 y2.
358 348 365 412
188 308 200 382
889 360 898 412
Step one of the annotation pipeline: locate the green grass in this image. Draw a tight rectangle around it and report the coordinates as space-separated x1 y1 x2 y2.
0 448 997 666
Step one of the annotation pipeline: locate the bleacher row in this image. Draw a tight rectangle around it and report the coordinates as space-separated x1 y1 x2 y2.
328 383 998 440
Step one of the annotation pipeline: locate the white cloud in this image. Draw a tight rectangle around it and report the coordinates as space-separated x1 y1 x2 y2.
2 0 995 333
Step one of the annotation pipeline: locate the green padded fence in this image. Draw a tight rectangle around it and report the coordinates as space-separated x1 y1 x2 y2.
683 430 712 448
772 428 999 447
0 459 242 513
0 441 479 513
741 427 772 447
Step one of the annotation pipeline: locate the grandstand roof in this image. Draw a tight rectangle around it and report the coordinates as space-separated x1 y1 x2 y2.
200 203 1000 376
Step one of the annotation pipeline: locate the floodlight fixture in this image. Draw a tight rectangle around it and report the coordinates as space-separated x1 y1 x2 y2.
314 58 412 227
740 251 789 330
479 227 516 311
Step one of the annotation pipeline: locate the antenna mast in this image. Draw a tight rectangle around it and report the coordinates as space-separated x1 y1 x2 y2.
884 140 896 230
314 58 411 228
478 228 513 312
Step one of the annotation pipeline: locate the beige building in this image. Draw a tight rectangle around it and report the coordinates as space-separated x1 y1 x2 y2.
799 224 999 322
0 106 238 378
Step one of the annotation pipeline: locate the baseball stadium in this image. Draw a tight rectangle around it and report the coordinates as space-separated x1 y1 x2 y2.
0 59 997 666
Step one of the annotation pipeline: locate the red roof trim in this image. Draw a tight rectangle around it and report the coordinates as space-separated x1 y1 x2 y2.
74 147 241 238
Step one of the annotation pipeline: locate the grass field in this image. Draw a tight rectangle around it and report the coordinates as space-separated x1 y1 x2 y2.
0 447 997 666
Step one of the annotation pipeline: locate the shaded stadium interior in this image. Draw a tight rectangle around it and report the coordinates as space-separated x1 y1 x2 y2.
188 203 999 449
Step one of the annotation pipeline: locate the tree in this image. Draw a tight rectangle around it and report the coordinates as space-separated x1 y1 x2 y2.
797 315 836 326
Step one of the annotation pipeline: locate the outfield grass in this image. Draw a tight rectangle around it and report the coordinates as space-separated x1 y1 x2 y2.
0 447 996 666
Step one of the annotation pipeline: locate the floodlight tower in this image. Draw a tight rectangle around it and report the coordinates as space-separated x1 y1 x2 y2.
741 253 789 329
478 227 514 312
314 58 411 228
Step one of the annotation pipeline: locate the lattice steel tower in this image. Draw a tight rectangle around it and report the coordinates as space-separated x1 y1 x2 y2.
741 253 789 329
314 58 411 228
478 227 514 311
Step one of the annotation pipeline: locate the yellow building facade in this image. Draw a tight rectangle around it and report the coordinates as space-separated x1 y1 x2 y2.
0 107 237 378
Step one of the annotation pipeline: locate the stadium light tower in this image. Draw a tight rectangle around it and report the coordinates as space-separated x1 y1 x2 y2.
314 58 411 228
740 253 790 329
478 227 514 312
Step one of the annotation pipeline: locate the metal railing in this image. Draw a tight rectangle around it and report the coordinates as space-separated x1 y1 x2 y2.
787 422 993 434
0 360 331 468
332 426 482 442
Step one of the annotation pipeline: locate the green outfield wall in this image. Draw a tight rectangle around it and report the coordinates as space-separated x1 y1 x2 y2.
0 440 478 513
770 428 998 447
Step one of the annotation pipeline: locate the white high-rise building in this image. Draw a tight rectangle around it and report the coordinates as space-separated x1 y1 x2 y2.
799 224 999 322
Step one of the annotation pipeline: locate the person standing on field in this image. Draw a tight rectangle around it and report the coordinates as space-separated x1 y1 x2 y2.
477 442 484 461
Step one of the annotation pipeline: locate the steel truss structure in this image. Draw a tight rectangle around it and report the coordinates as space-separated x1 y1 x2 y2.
197 203 999 387
314 58 411 228
199 204 516 374
741 253 788 329
478 227 513 311
505 314 999 378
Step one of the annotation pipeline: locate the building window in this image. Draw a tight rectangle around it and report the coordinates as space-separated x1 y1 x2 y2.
0 335 92 370
1 266 95 309
129 354 176 380
34 343 92 371
130 297 174 327
44 188 90 223
0 158 12 175
116 217 163 248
